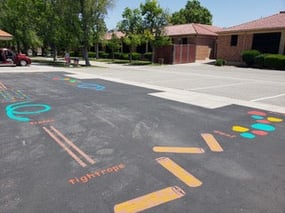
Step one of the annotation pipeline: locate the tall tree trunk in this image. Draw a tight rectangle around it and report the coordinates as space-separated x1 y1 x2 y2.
95 43 99 59
83 46 91 66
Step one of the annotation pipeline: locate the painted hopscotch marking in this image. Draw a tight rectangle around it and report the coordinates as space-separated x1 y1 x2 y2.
114 186 185 213
156 157 202 188
0 89 31 103
0 81 7 90
201 133 224 152
153 146 205 154
42 126 95 167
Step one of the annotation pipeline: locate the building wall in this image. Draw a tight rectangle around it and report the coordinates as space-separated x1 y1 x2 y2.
195 37 216 60
170 35 217 61
217 34 253 62
217 29 285 62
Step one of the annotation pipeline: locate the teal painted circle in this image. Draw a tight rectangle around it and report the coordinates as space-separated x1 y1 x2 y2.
240 132 256 139
251 115 264 120
251 123 275 132
10 104 51 115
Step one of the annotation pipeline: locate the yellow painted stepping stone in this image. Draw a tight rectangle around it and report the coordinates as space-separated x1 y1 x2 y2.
232 126 249 132
267 117 283 123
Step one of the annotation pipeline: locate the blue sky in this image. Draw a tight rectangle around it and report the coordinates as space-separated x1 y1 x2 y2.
106 0 285 30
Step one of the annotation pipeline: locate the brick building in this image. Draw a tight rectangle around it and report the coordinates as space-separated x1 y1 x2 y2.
217 11 285 62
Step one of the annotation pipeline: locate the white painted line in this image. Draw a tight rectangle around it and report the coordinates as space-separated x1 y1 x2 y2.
190 82 247 91
251 93 285 102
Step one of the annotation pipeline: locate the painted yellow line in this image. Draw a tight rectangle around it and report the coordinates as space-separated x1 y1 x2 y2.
201 133 224 152
114 186 185 213
153 146 205 154
156 157 202 187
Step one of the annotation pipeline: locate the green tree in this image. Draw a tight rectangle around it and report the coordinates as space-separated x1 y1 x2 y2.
140 0 170 38
73 0 114 66
117 7 144 62
123 33 142 62
107 33 122 60
117 7 143 34
171 0 212 25
0 0 42 53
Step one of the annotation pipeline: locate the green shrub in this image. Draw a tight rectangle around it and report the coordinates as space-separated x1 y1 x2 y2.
143 52 153 61
121 53 129 60
99 51 109 58
215 59 226 66
264 54 285 70
241 50 260 67
254 54 267 68
130 52 142 60
88 52 96 58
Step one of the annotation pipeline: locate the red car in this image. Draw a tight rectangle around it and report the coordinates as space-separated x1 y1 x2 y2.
0 48 32 66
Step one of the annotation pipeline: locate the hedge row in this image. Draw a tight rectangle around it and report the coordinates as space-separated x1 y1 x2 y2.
241 50 285 70
70 51 153 61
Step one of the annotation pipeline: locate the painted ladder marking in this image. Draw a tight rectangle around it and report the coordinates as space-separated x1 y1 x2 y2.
153 146 205 154
114 186 185 213
0 81 7 90
42 126 95 167
201 133 224 152
156 157 202 187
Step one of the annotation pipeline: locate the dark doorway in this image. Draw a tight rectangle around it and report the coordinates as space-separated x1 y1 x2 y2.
252 32 281 53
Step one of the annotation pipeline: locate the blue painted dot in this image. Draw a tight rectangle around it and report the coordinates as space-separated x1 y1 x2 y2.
251 123 275 132
251 115 264 120
240 132 256 139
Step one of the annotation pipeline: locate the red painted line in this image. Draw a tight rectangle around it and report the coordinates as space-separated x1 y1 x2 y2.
42 127 87 167
50 126 95 165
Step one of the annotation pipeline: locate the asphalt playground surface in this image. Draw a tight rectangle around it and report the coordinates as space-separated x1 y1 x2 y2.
0 62 285 213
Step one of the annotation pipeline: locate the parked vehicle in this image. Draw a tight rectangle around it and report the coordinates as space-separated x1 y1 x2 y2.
0 48 32 66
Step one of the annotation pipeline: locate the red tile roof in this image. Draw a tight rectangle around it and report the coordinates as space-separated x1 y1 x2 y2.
0 29 13 40
104 31 125 40
219 11 285 33
164 23 222 36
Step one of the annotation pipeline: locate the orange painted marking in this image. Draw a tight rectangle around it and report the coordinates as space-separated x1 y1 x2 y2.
201 133 224 152
114 186 185 213
153 146 205 154
50 126 95 165
0 82 7 89
156 157 202 187
42 127 87 167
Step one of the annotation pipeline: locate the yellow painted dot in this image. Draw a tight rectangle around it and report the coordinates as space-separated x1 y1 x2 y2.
267 117 283 123
64 78 70 81
232 126 249 132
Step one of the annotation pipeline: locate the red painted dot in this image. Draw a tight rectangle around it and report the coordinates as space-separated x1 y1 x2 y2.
256 120 271 124
248 111 267 116
251 130 268 136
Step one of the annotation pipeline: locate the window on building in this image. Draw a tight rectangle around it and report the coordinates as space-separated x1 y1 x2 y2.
252 32 281 54
230 35 238 46
182 38 188 44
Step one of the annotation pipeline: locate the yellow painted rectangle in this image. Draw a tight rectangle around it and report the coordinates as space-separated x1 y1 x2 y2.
153 146 205 154
114 186 185 213
156 157 202 187
201 133 223 152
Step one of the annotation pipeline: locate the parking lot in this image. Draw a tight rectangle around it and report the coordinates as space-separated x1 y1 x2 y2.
1 63 285 213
